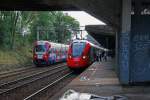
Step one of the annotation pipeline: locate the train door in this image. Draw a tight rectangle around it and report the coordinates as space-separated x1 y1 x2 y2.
56 45 61 62
62 46 66 61
60 45 62 61
56 46 59 62
48 47 55 64
53 48 56 63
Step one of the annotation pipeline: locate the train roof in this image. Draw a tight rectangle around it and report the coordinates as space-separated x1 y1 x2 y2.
72 39 109 51
35 40 69 47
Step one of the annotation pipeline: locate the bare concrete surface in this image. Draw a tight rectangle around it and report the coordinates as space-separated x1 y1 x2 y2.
50 59 150 100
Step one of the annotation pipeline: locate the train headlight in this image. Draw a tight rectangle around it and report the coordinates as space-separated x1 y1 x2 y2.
43 54 48 60
33 54 37 59
82 56 86 59
69 55 72 59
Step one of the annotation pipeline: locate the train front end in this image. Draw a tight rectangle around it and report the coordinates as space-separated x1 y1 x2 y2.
33 41 50 66
67 41 91 69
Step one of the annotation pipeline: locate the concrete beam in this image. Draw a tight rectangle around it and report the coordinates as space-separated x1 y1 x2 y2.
72 0 121 28
85 25 115 36
0 0 79 10
0 0 121 28
85 25 115 49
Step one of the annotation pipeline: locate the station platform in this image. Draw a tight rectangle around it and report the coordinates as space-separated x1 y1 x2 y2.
50 59 150 100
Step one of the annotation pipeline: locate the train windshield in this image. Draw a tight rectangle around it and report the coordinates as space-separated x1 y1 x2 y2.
72 42 86 57
35 45 46 52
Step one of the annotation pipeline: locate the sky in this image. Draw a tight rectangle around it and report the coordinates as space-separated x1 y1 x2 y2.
63 11 106 38
63 11 105 27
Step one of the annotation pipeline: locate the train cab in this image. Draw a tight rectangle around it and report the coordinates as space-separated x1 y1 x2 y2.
67 40 107 69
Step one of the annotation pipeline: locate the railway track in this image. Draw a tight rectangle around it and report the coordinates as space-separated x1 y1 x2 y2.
24 71 73 100
0 65 33 79
0 64 66 89
0 63 65 79
0 63 66 85
0 63 70 100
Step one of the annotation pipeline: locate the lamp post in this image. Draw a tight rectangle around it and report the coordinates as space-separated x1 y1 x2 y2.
37 26 40 41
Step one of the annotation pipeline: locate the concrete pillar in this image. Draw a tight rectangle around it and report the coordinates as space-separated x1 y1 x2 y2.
118 0 131 84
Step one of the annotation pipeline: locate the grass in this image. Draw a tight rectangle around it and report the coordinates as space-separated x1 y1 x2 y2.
0 47 33 72
0 51 19 64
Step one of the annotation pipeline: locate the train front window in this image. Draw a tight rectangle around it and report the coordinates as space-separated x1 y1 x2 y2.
35 45 46 52
72 42 86 57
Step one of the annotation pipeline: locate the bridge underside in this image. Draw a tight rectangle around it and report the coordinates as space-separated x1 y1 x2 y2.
0 0 121 27
85 25 115 50
0 1 79 11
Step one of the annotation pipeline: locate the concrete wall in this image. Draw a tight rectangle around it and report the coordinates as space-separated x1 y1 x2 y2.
119 0 150 84
130 15 150 82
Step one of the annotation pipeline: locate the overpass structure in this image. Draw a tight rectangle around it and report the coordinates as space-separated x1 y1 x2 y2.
0 0 150 84
85 25 115 50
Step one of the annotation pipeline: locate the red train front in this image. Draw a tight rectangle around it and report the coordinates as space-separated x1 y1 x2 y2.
67 40 95 69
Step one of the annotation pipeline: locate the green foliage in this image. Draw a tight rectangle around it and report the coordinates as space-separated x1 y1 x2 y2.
0 11 80 65
29 11 79 43
0 11 80 50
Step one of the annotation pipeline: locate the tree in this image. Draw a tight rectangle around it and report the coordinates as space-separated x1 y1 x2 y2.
51 11 79 43
29 11 79 43
0 11 80 50
0 11 20 49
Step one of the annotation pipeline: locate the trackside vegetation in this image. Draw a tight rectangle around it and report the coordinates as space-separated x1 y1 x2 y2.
0 11 80 71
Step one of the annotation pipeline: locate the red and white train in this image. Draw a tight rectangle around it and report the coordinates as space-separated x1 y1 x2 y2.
33 40 69 66
67 40 108 69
